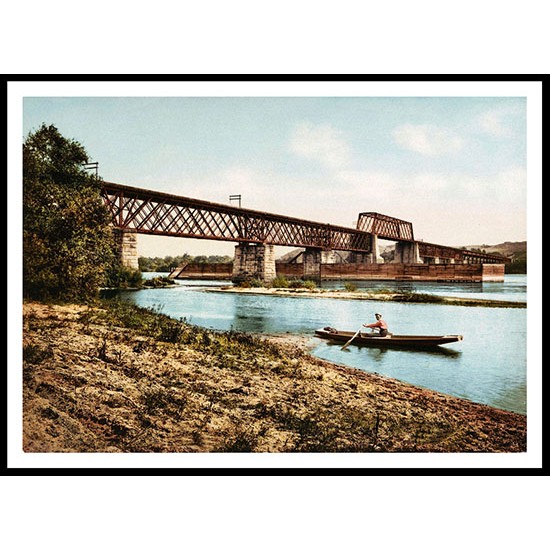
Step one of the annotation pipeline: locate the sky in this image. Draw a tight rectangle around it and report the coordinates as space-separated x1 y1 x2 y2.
16 81 535 259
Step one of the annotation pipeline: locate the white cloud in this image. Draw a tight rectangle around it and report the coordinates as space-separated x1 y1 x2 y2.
138 163 526 255
289 121 351 169
478 110 514 138
495 166 527 202
393 124 464 156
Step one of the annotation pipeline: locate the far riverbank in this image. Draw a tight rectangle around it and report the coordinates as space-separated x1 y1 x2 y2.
204 286 527 308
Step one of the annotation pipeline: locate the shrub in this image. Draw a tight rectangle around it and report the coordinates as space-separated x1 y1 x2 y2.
270 276 289 288
105 265 143 289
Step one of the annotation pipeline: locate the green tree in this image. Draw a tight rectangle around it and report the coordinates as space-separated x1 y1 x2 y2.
23 124 115 302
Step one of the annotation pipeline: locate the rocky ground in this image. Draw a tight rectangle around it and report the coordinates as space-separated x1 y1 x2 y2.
22 301 527 453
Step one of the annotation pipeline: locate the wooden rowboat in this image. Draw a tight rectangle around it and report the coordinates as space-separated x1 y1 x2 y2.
315 328 463 349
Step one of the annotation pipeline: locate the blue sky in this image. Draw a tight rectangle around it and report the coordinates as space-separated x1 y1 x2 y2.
21 87 530 258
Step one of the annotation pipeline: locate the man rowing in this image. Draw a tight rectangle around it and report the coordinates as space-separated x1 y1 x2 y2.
363 313 388 337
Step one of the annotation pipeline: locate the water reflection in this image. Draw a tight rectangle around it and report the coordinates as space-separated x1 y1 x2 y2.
328 340 462 357
233 313 269 332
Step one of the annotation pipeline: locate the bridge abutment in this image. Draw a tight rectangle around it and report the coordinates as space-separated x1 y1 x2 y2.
232 243 276 283
112 229 139 270
393 241 422 264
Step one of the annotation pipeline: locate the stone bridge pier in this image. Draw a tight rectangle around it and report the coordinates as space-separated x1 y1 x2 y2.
302 248 323 279
302 248 346 279
232 243 276 283
349 234 383 263
393 241 422 264
112 228 139 270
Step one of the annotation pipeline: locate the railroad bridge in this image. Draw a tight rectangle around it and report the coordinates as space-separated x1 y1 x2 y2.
101 182 508 282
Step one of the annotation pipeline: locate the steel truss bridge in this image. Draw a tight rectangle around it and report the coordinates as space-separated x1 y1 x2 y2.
101 182 508 264
356 213 508 264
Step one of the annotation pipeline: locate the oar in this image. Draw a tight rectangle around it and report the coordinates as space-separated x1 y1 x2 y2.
341 327 362 350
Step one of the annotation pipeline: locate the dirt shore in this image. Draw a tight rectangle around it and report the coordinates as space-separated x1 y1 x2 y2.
22 301 526 453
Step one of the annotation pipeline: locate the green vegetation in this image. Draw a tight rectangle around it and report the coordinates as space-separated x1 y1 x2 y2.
344 282 357 292
271 276 317 290
390 292 446 303
104 265 143 289
23 124 118 302
505 251 527 274
88 300 283 358
270 275 290 288
142 276 176 288
139 254 232 273
233 276 318 290
23 124 138 301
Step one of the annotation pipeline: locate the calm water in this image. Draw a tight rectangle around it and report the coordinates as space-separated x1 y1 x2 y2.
103 274 527 414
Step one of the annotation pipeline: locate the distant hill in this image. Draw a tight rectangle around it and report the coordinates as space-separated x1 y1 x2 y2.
464 241 526 259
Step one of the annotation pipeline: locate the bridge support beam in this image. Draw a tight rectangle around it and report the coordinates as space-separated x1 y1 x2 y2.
112 229 139 270
232 243 276 283
393 241 422 264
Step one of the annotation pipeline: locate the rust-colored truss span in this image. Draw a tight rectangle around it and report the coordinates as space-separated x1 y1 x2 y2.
357 212 507 264
101 182 373 253
356 212 415 241
418 242 509 264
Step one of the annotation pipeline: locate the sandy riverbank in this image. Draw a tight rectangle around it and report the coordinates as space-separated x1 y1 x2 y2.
22 301 526 453
204 286 526 308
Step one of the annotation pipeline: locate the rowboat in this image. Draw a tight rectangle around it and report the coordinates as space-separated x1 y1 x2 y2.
314 328 463 349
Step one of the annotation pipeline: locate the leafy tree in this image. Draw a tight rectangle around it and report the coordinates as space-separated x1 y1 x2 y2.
23 124 116 301
505 251 527 274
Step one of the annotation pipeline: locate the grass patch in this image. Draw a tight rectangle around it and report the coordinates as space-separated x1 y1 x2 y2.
391 292 446 303
93 299 284 363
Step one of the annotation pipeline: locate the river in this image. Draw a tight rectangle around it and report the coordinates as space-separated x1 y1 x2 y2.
102 274 527 414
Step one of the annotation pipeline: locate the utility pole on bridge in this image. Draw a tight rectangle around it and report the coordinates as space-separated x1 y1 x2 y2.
229 194 242 208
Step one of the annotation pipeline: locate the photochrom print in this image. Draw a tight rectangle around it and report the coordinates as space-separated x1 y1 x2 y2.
11 79 542 469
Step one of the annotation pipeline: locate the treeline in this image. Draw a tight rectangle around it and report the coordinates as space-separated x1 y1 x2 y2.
505 252 527 274
138 254 233 272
